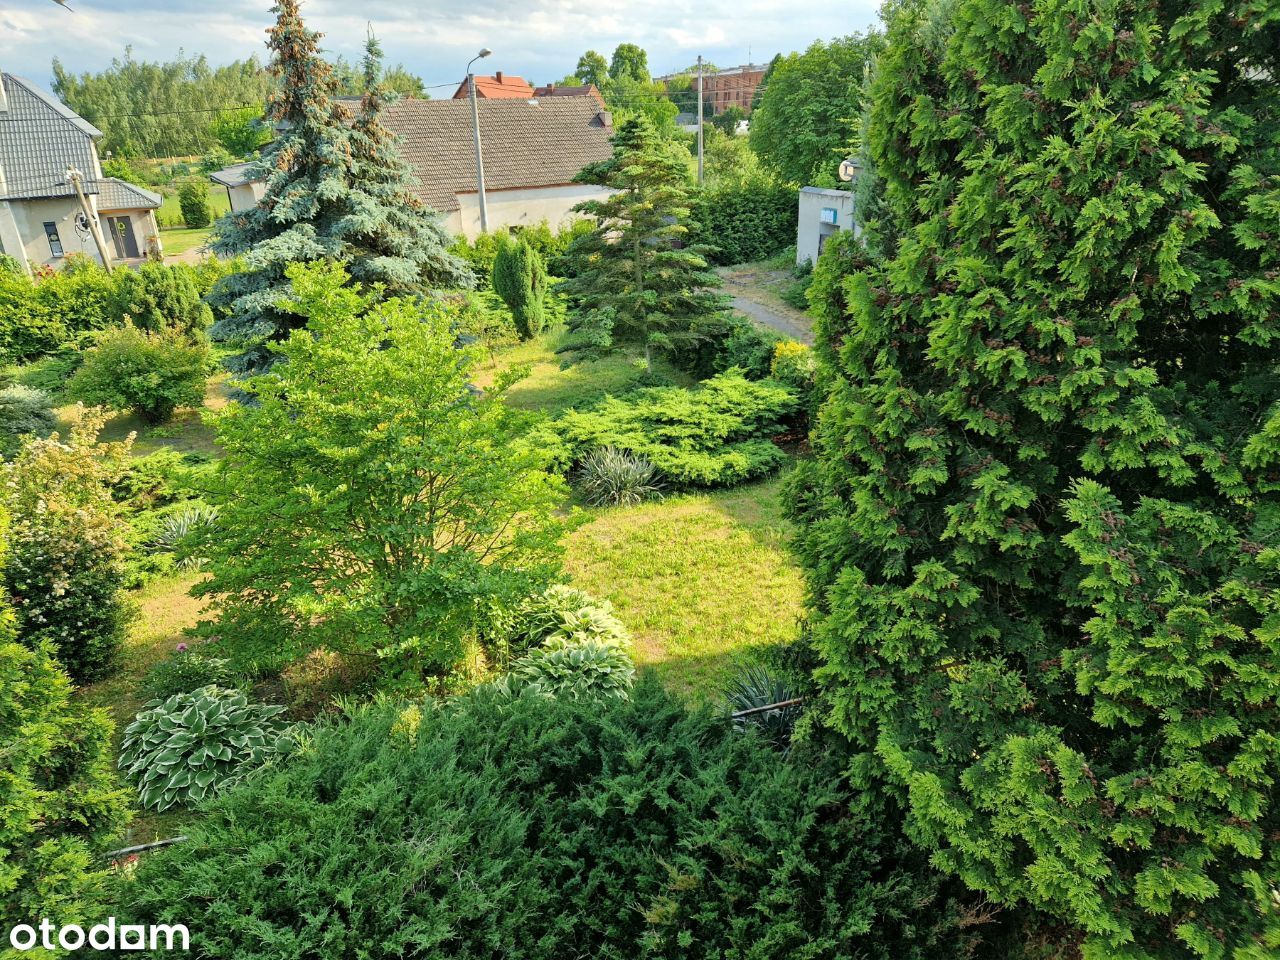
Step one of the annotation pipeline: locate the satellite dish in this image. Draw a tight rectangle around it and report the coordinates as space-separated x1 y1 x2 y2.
838 158 860 182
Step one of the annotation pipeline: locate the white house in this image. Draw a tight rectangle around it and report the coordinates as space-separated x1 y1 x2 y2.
211 97 616 240
796 185 857 267
0 70 162 273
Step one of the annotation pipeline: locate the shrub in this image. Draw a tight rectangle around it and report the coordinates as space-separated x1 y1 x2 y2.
139 645 240 702
487 584 630 664
0 505 131 930
178 179 213 228
109 261 214 335
492 235 548 340
0 384 56 457
554 370 797 487
66 323 210 424
724 661 802 746
149 502 219 569
118 685 291 811
769 340 815 388
33 254 120 336
509 638 636 701
679 311 781 381
574 446 663 506
688 179 798 265
4 346 83 397
2 408 132 683
0 267 62 363
123 678 985 959
281 647 378 718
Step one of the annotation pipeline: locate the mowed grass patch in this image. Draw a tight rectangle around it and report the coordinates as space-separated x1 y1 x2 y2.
472 330 692 416
564 476 804 697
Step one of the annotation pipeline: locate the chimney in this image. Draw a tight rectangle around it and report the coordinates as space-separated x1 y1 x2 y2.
597 109 612 128
496 71 504 84
548 82 555 92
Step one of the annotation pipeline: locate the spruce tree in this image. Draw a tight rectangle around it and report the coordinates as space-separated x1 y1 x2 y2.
561 116 728 373
789 1 1280 956
207 3 469 372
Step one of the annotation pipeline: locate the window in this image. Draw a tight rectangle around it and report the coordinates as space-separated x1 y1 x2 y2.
820 207 838 225
43 221 64 257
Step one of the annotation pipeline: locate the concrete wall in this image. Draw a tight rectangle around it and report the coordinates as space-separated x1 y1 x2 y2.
224 181 265 213
452 183 611 240
796 186 856 268
3 195 98 269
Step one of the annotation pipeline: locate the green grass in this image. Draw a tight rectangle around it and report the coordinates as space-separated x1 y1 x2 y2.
158 226 213 257
564 475 805 697
156 186 231 227
472 329 694 416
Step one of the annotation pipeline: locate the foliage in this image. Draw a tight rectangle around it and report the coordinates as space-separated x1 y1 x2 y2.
574 50 610 89
609 43 650 83
689 178 798 265
66 323 210 424
123 677 985 959
724 661 802 746
33 254 120 337
509 637 636 701
110 261 214 336
680 311 781 381
749 34 885 184
0 268 61 363
208 10 470 373
0 384 56 457
119 685 291 811
708 105 746 136
562 117 728 372
553 370 796 487
0 505 130 931
209 105 271 157
789 1 1280 956
281 648 378 718
330 53 428 99
492 234 548 340
2 349 82 399
177 178 213 228
140 645 240 702
770 340 815 390
575 446 664 507
491 584 630 656
149 502 219 569
193 263 567 679
2 408 132 683
51 49 271 158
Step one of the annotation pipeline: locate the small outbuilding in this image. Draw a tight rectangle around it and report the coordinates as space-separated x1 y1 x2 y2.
796 186 856 268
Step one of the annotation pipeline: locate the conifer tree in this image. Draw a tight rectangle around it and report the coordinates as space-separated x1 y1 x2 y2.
207 3 469 372
491 234 547 340
561 116 728 373
789 1 1280 955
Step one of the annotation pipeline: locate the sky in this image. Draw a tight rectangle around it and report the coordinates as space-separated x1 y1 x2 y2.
0 0 881 91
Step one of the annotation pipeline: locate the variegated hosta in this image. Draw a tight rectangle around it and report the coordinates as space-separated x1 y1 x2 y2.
119 685 291 811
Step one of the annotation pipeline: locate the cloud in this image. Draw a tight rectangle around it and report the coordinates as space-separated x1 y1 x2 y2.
0 0 880 89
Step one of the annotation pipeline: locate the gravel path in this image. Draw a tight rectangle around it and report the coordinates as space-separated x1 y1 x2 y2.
719 268 815 345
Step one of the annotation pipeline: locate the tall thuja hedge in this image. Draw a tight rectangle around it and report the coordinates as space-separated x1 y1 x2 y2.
208 1 469 372
789 1 1280 956
689 179 798 266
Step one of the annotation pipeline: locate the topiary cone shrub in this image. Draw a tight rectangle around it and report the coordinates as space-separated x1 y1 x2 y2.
788 1 1280 955
491 234 548 340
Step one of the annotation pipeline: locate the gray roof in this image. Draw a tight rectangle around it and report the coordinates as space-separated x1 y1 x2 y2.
379 97 612 213
209 161 259 188
96 177 162 211
0 73 101 201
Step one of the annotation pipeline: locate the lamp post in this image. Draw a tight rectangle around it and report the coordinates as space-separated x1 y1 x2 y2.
467 48 492 234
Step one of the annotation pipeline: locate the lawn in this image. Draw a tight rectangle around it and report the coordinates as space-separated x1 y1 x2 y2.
156 184 232 226
159 226 213 257
565 475 805 697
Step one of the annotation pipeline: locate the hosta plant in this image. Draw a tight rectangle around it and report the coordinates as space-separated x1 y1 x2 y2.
119 685 290 811
575 446 663 507
487 584 630 663
510 638 636 702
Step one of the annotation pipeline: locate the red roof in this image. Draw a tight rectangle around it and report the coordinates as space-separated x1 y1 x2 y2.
451 73 534 100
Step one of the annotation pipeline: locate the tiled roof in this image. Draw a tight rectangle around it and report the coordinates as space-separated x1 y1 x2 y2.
96 177 162 210
381 97 613 213
532 84 606 108
209 161 260 188
0 73 101 201
451 74 535 100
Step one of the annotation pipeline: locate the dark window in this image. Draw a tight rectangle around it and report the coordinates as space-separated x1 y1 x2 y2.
43 222 64 257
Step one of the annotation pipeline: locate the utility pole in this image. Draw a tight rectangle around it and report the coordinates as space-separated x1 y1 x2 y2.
696 55 704 185
467 48 493 234
65 165 113 268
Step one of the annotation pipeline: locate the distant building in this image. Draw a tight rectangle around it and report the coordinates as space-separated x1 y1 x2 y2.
0 70 162 273
655 62 770 116
451 72 535 101
796 184 857 267
210 98 616 241
532 83 607 109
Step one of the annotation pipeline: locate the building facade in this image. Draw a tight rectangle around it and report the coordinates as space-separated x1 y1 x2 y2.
796 185 857 267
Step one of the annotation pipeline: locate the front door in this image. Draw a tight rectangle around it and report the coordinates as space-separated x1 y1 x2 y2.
106 216 140 259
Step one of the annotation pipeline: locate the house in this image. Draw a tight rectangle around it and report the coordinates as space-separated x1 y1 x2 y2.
210 161 267 213
796 185 856 267
656 62 771 116
450 72 535 100
210 97 616 241
0 70 162 273
532 83 606 109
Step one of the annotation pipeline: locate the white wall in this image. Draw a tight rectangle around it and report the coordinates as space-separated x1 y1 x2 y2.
5 195 98 269
452 183 611 240
796 187 855 268
225 181 266 213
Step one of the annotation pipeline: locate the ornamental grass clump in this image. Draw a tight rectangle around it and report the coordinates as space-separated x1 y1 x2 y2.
575 446 663 506
118 685 291 811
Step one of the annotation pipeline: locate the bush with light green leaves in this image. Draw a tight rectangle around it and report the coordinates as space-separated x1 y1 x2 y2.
509 637 636 701
118 685 291 811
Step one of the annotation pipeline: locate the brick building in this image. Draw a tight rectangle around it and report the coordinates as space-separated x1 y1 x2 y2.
656 62 770 115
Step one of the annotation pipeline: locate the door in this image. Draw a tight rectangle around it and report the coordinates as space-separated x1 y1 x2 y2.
106 216 140 259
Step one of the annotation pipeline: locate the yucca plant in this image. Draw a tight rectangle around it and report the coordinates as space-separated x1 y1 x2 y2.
724 662 801 746
119 685 291 811
575 446 663 507
150 503 218 570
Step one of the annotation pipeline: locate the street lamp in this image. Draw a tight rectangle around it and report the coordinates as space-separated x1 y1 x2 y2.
467 48 492 234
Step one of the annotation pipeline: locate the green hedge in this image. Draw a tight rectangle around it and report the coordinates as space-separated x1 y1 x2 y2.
123 677 982 959
689 180 798 266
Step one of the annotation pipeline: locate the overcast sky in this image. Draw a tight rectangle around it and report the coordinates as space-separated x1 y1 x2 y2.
1 0 881 91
